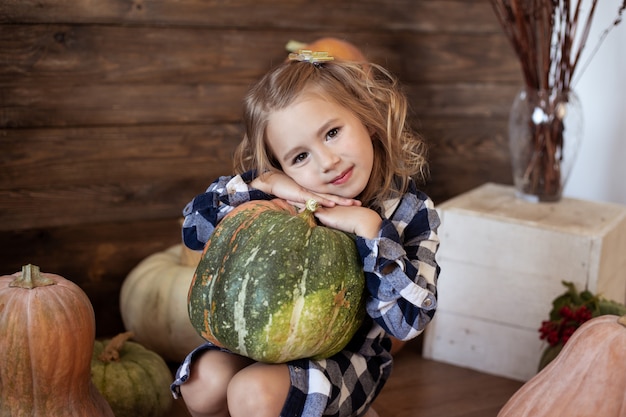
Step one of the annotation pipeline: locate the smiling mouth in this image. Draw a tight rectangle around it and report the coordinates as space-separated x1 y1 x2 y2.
331 168 352 185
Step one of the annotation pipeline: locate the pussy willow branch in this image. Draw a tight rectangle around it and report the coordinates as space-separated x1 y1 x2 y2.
490 0 624 92
569 1 598 82
572 1 626 85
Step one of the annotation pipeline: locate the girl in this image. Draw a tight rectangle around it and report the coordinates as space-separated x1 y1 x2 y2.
171 50 441 417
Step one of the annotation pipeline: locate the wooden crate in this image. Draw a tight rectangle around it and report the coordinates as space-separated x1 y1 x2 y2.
423 183 626 381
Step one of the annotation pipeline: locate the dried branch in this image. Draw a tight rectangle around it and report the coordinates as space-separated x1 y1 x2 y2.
489 0 624 92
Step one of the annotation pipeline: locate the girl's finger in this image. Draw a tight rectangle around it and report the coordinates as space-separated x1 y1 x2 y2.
318 193 362 207
287 200 305 209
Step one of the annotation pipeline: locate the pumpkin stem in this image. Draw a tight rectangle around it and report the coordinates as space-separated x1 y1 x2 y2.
98 331 134 363
298 199 319 228
10 264 56 289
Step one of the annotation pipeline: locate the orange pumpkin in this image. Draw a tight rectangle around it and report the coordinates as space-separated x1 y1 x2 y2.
286 37 367 62
0 264 115 417
497 314 626 417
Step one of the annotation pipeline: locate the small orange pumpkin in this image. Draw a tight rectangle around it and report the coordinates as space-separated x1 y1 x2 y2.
497 314 626 417
0 264 115 417
286 37 367 62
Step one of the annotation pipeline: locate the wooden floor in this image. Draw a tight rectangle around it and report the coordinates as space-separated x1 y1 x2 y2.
167 345 524 417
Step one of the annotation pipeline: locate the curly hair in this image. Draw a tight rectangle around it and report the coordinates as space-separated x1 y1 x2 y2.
234 59 428 213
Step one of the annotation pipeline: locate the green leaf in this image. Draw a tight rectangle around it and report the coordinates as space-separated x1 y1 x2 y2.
598 299 626 316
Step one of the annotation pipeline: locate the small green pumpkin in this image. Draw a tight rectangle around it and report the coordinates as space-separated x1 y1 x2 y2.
91 332 173 417
188 199 366 363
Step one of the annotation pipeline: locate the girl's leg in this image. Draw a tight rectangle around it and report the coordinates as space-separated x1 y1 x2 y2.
180 350 254 417
227 362 291 417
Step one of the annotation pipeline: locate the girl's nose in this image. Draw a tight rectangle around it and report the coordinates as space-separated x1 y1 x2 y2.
319 148 341 172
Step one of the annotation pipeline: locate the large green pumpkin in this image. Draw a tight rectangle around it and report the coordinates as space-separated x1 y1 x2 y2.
188 199 366 363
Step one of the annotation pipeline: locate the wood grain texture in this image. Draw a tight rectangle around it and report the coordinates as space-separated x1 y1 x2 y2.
374 348 523 417
0 218 183 336
0 26 519 86
1 124 242 230
1 0 501 32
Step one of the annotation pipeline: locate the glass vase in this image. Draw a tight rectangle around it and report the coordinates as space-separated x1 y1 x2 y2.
508 87 583 202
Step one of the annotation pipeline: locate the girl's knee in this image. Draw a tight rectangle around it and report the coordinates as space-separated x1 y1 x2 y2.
181 351 252 417
180 380 227 417
227 364 290 417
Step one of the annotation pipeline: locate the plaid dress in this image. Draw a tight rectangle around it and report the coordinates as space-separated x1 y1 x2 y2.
171 172 441 417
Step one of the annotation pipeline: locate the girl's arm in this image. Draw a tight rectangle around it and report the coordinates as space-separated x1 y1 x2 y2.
251 171 362 208
182 171 362 251
355 188 441 341
181 171 273 250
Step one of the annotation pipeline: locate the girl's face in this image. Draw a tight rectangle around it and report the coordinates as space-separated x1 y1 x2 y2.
265 90 374 199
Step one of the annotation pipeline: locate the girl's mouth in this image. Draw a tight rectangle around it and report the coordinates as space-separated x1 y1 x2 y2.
331 168 352 185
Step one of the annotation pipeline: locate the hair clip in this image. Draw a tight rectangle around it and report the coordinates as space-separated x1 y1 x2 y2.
288 50 334 64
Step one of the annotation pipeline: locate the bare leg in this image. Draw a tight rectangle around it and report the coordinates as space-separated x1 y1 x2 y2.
227 362 291 417
180 350 254 417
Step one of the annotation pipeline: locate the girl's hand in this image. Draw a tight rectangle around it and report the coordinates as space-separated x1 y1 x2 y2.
313 206 382 239
251 171 361 208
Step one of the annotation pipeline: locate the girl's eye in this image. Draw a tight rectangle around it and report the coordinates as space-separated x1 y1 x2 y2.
293 152 308 164
325 128 339 141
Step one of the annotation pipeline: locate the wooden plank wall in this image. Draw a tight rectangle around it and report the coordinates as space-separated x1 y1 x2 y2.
0 0 522 337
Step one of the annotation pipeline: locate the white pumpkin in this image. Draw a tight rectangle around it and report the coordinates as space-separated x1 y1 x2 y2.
120 244 204 362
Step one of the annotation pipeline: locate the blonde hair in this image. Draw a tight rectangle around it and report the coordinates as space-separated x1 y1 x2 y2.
234 59 428 213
